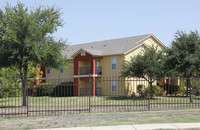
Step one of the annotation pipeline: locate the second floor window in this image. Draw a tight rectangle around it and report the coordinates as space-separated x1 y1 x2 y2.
47 68 51 74
111 57 117 70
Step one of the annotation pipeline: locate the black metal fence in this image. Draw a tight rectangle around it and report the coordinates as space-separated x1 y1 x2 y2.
1 75 200 118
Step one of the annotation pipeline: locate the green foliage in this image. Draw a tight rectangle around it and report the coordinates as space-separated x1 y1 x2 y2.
121 46 164 81
162 83 179 95
137 84 145 96
144 85 160 97
121 46 164 98
35 81 74 97
164 30 200 102
162 83 186 96
178 85 186 96
52 81 74 97
191 80 200 96
0 66 19 82
36 83 56 96
0 2 66 69
164 30 200 76
0 82 22 98
152 85 160 97
0 65 41 97
0 2 66 105
0 67 20 97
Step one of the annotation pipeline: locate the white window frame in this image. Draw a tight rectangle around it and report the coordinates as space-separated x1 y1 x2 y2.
149 36 152 41
140 45 144 50
47 68 51 74
81 51 86 56
60 67 64 73
111 80 117 92
111 57 117 70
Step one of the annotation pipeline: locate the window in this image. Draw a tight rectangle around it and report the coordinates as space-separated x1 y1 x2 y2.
60 67 64 73
81 51 86 56
111 57 117 70
111 80 117 92
47 68 51 74
140 45 144 50
149 36 152 41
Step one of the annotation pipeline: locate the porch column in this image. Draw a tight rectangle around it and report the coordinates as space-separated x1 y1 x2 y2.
92 57 96 96
74 60 79 96
33 67 41 96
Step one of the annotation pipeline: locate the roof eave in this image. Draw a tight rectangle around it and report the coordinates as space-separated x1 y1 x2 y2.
123 34 166 55
123 34 151 55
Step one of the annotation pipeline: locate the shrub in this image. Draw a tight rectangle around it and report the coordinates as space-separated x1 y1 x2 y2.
178 85 186 96
0 80 21 98
144 85 160 97
152 85 160 97
137 84 145 97
191 81 200 96
36 83 56 96
52 81 74 97
162 83 179 95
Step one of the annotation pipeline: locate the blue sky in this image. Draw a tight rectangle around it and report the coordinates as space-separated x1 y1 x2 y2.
1 0 200 47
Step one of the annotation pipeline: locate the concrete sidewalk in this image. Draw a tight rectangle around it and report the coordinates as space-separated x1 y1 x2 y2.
36 123 200 130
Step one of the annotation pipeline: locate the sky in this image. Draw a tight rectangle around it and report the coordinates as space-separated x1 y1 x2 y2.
1 0 200 47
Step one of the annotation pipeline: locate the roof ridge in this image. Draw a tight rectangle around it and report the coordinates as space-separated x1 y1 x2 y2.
69 34 151 47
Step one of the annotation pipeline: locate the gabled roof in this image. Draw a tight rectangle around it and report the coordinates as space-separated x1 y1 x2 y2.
62 34 165 59
70 48 102 58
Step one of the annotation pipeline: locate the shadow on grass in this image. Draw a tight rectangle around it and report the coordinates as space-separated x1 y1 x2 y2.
193 98 200 100
106 96 149 100
0 105 24 108
105 96 194 101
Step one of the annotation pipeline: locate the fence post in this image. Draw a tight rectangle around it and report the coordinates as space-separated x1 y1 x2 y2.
148 81 150 111
89 74 91 113
26 80 29 117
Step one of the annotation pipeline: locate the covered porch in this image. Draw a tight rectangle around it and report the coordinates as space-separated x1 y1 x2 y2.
72 48 102 96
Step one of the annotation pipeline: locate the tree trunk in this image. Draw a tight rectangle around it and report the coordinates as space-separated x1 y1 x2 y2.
20 65 28 106
21 79 27 106
186 78 193 103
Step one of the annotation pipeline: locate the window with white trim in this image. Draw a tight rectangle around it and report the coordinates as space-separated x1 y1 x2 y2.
47 68 51 74
111 57 117 70
81 51 86 56
140 45 144 50
111 80 117 92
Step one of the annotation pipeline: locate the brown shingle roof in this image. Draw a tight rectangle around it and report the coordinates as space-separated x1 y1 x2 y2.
62 34 152 59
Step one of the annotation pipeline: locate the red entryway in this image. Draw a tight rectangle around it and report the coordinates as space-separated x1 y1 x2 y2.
73 52 97 96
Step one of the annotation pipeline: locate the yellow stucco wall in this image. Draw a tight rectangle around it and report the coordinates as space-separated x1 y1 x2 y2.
46 60 74 78
100 55 124 75
125 37 165 62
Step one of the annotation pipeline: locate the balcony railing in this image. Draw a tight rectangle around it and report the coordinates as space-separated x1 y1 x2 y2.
79 66 102 75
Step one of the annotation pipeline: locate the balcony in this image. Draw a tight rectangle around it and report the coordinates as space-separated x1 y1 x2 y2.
79 66 102 75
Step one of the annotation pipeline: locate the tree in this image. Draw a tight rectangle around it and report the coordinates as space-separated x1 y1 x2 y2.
0 65 39 98
0 2 66 106
164 30 200 103
121 46 164 98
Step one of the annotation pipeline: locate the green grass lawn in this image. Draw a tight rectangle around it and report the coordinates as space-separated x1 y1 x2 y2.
1 109 200 129
1 95 200 107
